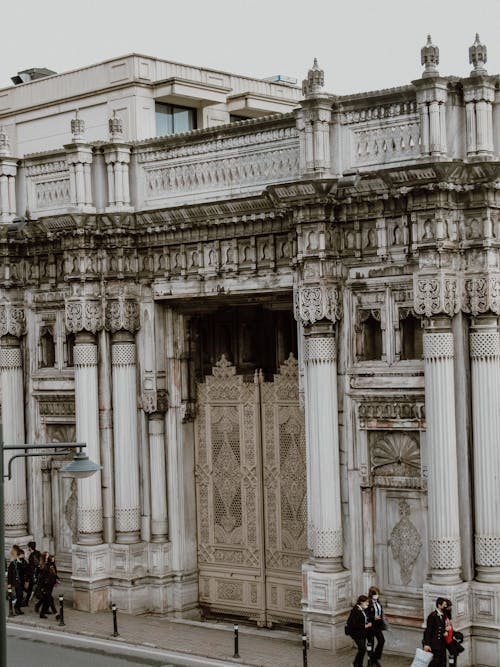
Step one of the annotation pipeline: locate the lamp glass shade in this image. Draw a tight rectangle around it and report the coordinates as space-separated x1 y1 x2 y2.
61 452 101 479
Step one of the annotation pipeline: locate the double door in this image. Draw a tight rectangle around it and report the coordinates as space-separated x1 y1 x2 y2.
194 354 307 626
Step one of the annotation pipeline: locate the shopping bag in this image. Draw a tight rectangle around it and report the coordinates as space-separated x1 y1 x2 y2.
410 647 434 667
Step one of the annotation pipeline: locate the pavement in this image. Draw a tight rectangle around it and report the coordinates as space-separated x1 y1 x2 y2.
6 601 413 667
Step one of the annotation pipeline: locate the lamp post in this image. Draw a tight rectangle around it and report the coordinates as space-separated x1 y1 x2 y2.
0 426 100 667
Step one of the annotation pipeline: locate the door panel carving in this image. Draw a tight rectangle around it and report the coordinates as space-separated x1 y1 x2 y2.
195 354 307 625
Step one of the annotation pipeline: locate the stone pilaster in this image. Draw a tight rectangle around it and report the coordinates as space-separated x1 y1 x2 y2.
103 113 132 211
0 333 28 538
0 126 18 223
470 316 500 582
294 283 351 651
422 317 462 583
148 407 168 543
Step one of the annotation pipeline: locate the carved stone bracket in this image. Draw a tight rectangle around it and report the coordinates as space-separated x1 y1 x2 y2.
105 297 140 333
65 298 104 334
463 274 500 316
0 302 26 337
413 272 460 318
294 283 342 325
142 388 168 414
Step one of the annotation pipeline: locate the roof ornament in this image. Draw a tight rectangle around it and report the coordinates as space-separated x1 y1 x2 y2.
0 125 11 157
109 110 124 141
70 109 85 142
469 33 487 75
421 34 439 78
302 58 325 97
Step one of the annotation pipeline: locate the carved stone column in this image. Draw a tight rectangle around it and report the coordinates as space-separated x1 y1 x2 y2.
469 316 500 582
107 298 141 544
294 282 351 651
103 113 132 211
422 316 462 583
0 304 28 537
66 297 109 612
65 298 104 545
147 394 168 543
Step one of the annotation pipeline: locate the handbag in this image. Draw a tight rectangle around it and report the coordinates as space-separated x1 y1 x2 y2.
410 647 434 667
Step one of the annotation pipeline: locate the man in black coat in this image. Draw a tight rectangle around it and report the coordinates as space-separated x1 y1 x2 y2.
25 541 41 605
347 594 373 667
7 545 26 615
423 597 448 667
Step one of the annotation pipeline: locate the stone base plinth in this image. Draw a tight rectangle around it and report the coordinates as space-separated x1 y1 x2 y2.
302 563 352 651
72 543 110 612
470 581 500 667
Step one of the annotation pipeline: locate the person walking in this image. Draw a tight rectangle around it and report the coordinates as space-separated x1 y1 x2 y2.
25 541 41 605
346 594 372 667
423 597 448 667
367 586 386 666
7 546 26 615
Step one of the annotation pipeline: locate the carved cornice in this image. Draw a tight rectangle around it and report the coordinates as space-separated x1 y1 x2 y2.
413 272 460 318
0 303 26 337
65 297 104 334
463 274 500 316
105 297 140 333
293 283 342 325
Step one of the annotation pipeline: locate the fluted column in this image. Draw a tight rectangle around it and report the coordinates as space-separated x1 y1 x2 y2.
111 330 140 543
0 334 28 537
73 332 103 544
423 317 462 583
148 406 168 542
469 316 500 582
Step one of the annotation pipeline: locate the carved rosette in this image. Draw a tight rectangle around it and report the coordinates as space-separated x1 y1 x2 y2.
105 298 140 333
0 303 26 338
463 275 500 316
413 273 460 318
294 284 342 326
65 298 104 334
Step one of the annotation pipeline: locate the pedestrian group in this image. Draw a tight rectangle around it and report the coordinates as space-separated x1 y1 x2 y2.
6 542 61 620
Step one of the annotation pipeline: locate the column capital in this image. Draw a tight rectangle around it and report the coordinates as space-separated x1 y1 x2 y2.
0 302 25 338
463 273 500 316
294 283 342 326
65 297 104 334
142 389 168 415
413 272 460 318
105 297 140 334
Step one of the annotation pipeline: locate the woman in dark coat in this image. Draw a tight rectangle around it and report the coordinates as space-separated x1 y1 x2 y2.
346 594 372 667
35 553 58 618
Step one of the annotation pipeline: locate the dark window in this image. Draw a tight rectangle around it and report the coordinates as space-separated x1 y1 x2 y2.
400 315 423 360
65 333 75 367
357 315 383 361
40 329 56 368
155 102 197 136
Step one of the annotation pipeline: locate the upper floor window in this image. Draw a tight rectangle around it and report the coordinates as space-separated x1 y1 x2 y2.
155 102 197 136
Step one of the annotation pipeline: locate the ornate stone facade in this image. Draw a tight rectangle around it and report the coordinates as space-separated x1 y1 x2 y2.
1 37 500 664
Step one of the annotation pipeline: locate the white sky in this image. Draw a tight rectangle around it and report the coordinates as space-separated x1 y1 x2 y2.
2 0 499 95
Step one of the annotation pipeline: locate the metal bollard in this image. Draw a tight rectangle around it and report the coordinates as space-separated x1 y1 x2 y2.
58 594 65 626
111 603 119 637
7 587 14 618
302 633 308 667
233 623 240 658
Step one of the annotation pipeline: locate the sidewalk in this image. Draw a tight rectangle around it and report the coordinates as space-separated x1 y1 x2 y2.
7 603 412 667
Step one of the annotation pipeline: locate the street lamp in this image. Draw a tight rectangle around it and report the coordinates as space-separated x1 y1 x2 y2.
0 426 100 667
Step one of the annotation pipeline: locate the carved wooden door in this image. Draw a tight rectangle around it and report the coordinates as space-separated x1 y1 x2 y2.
195 354 307 626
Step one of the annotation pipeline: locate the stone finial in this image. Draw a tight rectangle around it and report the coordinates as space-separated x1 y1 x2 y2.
0 125 11 157
70 109 85 142
302 58 325 97
469 33 487 75
421 34 440 77
109 110 124 141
